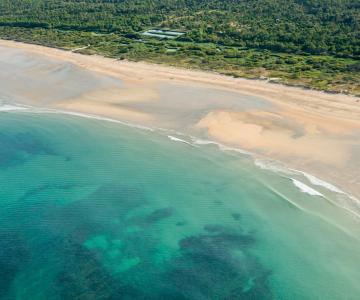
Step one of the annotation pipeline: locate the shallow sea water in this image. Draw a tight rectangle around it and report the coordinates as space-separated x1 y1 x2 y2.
0 112 360 300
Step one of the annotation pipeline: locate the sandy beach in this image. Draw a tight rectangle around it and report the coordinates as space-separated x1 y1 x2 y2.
0 39 359 199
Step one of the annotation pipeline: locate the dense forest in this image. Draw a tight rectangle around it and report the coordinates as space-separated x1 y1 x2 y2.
0 0 359 94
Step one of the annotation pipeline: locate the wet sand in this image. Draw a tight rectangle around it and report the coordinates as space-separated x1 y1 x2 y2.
0 39 359 198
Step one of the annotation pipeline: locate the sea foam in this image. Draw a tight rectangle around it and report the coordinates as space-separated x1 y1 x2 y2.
0 104 29 111
254 159 297 175
299 171 345 194
167 135 195 146
291 178 324 197
191 138 250 155
255 158 352 196
0 104 154 132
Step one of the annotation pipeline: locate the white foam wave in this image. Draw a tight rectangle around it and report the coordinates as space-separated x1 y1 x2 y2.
255 159 357 199
57 110 154 131
292 170 360 216
254 159 297 175
299 172 345 194
218 144 250 155
4 105 155 132
262 181 358 238
191 138 250 155
191 138 218 146
0 104 29 111
189 141 360 217
167 135 195 146
291 178 324 197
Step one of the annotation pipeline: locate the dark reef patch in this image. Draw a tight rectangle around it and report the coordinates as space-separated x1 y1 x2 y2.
39 183 148 244
213 200 223 204
0 132 56 167
19 183 75 202
232 212 241 221
146 207 173 223
55 241 140 300
127 207 174 227
176 221 186 226
0 233 30 299
86 184 147 215
159 225 271 300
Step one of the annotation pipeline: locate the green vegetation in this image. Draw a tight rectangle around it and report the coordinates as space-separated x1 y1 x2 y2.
0 0 359 95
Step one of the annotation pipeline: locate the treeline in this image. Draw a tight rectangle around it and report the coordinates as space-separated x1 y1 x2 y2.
0 0 358 58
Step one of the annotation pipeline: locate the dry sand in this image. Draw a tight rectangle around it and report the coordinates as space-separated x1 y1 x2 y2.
0 39 359 198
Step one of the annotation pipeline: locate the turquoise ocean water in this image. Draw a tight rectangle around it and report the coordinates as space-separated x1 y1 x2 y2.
0 110 360 299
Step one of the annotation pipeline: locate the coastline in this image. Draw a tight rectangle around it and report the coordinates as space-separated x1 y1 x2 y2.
0 38 359 200
4 102 360 219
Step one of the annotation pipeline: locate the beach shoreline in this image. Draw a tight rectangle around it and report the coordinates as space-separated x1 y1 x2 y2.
0 39 359 199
